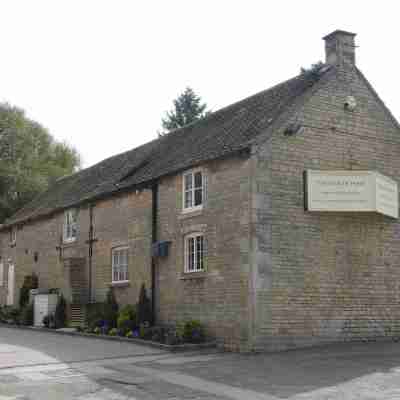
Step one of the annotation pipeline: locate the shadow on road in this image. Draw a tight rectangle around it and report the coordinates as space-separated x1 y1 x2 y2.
138 340 400 398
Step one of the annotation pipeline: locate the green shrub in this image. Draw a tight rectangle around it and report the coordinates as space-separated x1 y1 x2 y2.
117 304 137 335
93 326 101 335
20 303 34 326
176 321 185 342
108 328 118 336
183 320 204 343
118 304 136 321
86 301 116 330
104 288 119 328
19 273 38 309
55 295 67 328
85 303 107 329
126 330 133 338
137 284 152 326
1 307 21 324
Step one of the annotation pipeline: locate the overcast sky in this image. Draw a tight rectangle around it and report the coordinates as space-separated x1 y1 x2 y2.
0 1 399 168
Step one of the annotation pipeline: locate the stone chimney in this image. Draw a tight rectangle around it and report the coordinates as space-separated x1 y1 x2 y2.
323 30 357 67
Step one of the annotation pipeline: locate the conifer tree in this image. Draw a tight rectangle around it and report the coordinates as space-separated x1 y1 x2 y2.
161 87 210 134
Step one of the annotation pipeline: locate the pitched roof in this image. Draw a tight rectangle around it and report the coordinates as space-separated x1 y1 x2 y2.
3 68 328 227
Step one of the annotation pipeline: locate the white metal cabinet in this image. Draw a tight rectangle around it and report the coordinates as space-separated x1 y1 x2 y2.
34 294 58 327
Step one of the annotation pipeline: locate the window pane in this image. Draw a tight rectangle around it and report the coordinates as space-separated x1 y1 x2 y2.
71 223 77 238
184 173 193 190
196 236 204 271
194 172 202 189
185 190 193 208
194 188 202 206
125 263 129 280
122 249 128 267
188 238 194 271
112 248 129 281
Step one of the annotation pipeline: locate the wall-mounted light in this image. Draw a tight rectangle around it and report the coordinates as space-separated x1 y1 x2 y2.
284 123 304 136
344 95 357 111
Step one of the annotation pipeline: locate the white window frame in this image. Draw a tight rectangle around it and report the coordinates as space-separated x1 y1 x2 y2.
111 246 129 283
63 209 78 243
9 228 16 246
184 233 205 273
182 169 205 212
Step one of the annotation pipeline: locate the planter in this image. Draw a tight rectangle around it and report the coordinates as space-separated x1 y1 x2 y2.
0 323 217 352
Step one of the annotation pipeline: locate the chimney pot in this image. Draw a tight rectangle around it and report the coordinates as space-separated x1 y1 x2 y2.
323 30 357 67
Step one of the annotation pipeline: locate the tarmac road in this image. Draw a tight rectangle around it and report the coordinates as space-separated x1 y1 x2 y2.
2 327 400 399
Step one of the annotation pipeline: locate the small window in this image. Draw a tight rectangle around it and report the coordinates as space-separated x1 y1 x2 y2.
184 233 205 273
183 170 205 211
63 209 78 243
112 247 129 282
10 228 16 245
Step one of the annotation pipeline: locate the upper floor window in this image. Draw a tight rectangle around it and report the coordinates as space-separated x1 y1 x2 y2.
184 233 205 273
112 246 129 283
63 209 78 243
183 170 205 211
9 228 16 246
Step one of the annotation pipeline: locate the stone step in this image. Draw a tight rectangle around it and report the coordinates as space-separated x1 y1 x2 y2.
70 304 85 327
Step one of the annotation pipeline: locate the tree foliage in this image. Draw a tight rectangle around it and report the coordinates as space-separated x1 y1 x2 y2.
161 87 210 134
300 61 325 80
0 103 81 223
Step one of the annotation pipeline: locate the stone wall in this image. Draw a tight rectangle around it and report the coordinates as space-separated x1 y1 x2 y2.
91 190 152 305
251 65 400 351
0 189 153 309
155 155 252 351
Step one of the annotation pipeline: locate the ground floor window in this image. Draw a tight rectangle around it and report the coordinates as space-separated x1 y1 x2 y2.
112 247 129 282
184 233 204 272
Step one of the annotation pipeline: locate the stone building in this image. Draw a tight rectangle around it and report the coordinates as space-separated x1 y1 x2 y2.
1 30 400 351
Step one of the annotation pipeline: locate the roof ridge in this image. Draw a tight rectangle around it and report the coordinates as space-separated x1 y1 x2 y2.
248 66 334 148
163 72 308 137
355 67 400 132
2 70 320 228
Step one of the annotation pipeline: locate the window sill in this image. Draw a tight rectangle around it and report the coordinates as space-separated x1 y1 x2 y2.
179 207 204 220
63 238 77 245
179 271 206 280
110 280 130 288
182 204 203 214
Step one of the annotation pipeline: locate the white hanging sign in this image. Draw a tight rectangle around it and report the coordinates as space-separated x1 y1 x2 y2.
305 170 398 219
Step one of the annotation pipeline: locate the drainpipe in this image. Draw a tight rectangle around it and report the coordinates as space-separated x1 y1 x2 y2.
151 183 158 325
88 204 94 303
